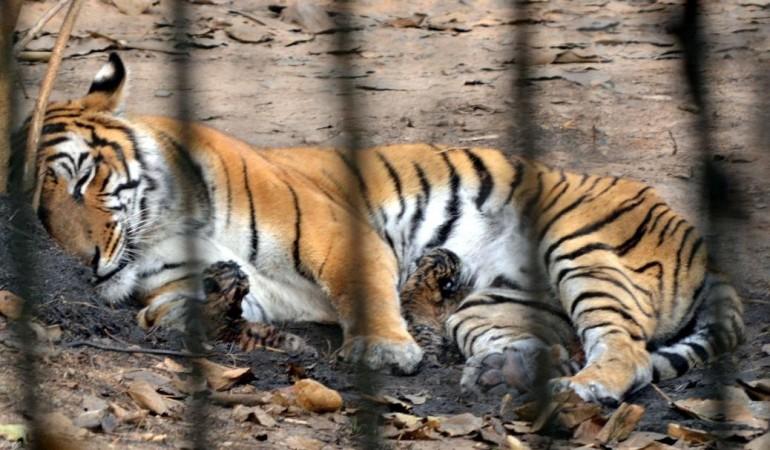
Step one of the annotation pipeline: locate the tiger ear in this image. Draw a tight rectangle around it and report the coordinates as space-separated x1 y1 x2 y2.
84 52 127 114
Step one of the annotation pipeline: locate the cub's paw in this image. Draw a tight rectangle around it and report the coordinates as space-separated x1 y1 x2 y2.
239 323 318 358
338 336 423 375
461 343 573 397
202 261 250 340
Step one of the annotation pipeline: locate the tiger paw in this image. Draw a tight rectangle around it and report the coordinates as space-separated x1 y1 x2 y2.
239 322 318 358
549 362 651 406
338 335 423 375
461 342 573 397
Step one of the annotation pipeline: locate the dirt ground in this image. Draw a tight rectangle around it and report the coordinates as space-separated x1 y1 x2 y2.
1 0 769 449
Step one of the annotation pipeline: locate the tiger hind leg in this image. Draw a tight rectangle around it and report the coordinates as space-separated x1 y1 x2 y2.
650 273 744 381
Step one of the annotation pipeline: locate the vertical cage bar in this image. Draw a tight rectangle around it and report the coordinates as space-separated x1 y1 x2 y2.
675 0 735 418
3 0 41 445
171 1 209 447
331 3 382 447
509 0 553 421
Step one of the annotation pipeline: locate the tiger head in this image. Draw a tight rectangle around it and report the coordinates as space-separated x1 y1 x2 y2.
29 53 160 300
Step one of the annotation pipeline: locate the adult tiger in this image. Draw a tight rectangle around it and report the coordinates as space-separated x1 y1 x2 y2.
26 54 742 403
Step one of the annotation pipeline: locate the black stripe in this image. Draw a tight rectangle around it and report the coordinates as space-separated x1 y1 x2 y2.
376 152 407 221
544 186 650 265
426 153 461 248
463 149 494 210
112 178 141 195
652 366 661 382
562 271 652 317
575 305 646 338
464 324 494 354
686 237 703 269
286 183 313 281
138 262 185 279
77 152 89 169
580 323 643 342
671 226 694 305
537 192 589 241
449 314 483 342
656 351 690 376
41 123 68 135
587 177 620 200
649 206 671 231
335 150 373 214
540 171 566 211
616 203 666 256
408 163 431 243
657 215 678 245
540 180 569 214
668 218 686 238
215 153 233 228
458 293 571 323
522 172 544 218
242 157 259 262
686 341 709 362
490 275 523 290
503 159 525 205
44 152 75 164
40 136 71 148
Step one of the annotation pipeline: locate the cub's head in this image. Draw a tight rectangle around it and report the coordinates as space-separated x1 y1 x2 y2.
29 53 150 294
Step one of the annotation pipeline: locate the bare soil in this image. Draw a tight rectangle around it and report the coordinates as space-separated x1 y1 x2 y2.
1 1 769 449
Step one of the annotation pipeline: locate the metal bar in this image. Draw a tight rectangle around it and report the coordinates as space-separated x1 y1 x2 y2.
510 0 553 424
0 0 22 193
675 0 736 421
3 0 41 444
171 1 209 448
330 3 382 447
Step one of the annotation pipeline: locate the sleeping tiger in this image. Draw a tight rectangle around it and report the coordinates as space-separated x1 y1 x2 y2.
25 53 743 403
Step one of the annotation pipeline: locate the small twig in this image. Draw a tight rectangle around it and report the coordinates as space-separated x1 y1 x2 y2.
13 0 70 55
650 383 674 405
64 340 209 358
667 129 679 155
208 391 272 407
228 9 267 26
24 0 84 206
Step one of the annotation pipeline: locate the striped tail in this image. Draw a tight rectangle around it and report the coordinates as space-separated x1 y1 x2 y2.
650 273 744 381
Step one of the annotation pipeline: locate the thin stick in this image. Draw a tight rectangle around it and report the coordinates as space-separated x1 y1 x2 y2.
650 383 674 405
24 0 84 206
13 0 70 55
64 340 210 358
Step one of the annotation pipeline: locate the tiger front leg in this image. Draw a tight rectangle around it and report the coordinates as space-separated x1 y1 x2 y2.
316 232 423 374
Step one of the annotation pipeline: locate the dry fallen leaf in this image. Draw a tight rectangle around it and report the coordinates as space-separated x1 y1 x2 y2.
0 424 25 443
673 396 768 429
232 405 277 427
437 412 484 437
127 380 169 415
382 413 441 440
572 416 606 445
0 290 23 319
284 435 325 450
292 379 343 413
596 403 645 444
110 403 148 424
666 423 713 445
552 49 611 64
280 0 335 34
196 359 253 391
506 435 531 450
615 431 669 450
746 432 770 450
739 378 770 401
34 413 89 450
112 0 154 16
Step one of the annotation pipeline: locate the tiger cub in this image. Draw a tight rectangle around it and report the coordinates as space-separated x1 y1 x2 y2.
27 54 742 403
